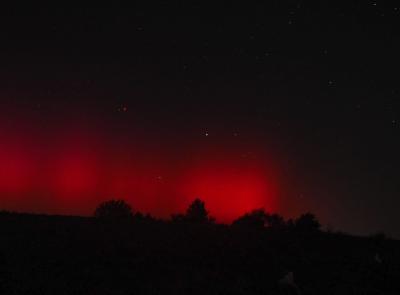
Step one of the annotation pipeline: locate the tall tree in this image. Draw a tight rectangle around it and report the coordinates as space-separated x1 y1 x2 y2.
185 198 213 223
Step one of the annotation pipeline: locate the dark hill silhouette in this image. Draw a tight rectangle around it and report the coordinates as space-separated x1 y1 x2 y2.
0 200 399 294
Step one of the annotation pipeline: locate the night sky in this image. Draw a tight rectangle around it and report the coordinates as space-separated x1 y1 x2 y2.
1 2 400 237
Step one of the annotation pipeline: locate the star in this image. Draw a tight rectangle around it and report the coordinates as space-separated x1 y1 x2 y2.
117 104 128 113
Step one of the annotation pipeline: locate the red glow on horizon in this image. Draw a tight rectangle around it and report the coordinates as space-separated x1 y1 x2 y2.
0 129 280 221
179 152 277 222
0 142 34 194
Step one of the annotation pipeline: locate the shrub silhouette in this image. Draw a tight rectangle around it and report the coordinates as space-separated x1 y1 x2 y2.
184 198 214 223
232 209 287 230
295 212 320 232
94 199 133 219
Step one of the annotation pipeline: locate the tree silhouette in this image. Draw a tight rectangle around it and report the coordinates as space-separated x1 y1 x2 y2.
184 198 214 223
232 209 268 229
232 209 287 230
295 212 320 232
265 213 286 230
171 213 185 223
94 199 133 219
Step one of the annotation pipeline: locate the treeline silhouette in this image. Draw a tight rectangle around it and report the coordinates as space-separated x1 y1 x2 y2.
94 198 320 234
0 198 398 294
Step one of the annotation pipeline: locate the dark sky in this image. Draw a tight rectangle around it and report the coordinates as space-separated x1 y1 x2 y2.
0 2 400 237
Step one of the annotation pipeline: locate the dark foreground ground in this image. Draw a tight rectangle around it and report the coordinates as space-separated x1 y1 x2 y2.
0 212 399 294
